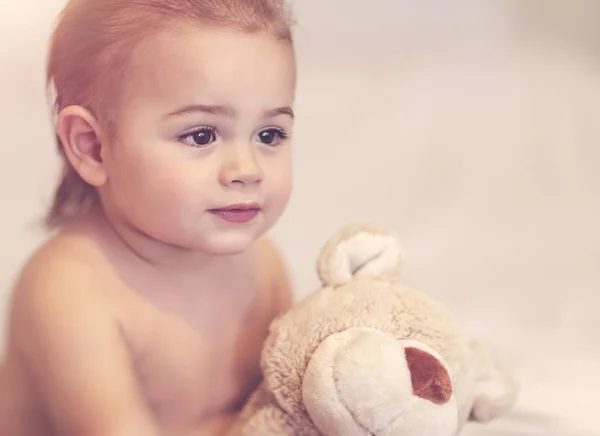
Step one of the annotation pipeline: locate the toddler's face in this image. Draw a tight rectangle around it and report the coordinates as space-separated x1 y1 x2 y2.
102 26 296 255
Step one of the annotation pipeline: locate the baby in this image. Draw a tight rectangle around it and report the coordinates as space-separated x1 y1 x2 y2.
0 0 296 435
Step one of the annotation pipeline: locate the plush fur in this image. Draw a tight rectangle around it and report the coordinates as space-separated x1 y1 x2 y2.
227 222 518 436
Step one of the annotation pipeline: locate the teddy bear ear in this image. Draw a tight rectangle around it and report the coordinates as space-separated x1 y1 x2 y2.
316 222 403 287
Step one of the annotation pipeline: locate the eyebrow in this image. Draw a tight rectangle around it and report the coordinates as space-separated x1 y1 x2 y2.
265 106 295 119
166 104 294 119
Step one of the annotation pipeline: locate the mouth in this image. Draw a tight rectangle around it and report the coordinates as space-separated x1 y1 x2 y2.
209 202 261 223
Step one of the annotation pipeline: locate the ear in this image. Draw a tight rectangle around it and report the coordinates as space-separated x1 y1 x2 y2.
316 222 403 287
56 105 108 187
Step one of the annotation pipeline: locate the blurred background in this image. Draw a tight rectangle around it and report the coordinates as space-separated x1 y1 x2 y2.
1 0 599 434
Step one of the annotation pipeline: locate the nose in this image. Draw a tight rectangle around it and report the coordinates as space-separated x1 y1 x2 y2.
219 145 263 187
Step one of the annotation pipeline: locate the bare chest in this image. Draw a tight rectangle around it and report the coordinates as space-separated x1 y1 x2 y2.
115 277 273 428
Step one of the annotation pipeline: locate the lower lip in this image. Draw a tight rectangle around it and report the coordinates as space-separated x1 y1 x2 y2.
210 209 259 223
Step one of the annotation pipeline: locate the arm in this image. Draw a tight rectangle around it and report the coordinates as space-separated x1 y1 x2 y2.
223 383 294 436
175 237 294 436
217 239 295 436
9 257 160 436
175 238 294 436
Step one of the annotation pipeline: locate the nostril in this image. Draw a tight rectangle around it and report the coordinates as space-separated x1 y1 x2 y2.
405 347 453 404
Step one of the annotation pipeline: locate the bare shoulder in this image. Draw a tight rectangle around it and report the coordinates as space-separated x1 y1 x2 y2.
5 232 156 436
10 231 111 308
7 231 114 353
254 236 294 318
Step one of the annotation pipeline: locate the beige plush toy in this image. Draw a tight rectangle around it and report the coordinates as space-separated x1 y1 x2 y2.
228 222 518 436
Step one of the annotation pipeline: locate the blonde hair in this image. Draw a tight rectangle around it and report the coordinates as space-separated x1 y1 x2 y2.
45 0 293 229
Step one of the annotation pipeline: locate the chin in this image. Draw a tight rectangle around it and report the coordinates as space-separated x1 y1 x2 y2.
196 227 263 256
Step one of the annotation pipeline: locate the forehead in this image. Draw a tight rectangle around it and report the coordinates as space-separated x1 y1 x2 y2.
124 25 296 112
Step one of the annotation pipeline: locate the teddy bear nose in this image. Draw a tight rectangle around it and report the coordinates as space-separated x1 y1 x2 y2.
302 328 458 436
405 346 453 404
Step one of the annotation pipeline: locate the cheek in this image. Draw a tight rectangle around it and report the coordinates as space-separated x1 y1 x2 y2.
107 146 209 209
265 156 293 201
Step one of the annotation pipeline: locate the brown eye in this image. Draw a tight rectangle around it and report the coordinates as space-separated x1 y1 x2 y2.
180 127 217 147
257 128 287 146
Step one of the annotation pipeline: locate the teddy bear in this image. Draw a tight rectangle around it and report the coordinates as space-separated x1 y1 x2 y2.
227 222 518 436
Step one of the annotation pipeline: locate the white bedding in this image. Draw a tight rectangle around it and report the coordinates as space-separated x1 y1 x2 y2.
271 2 600 434
1 1 599 434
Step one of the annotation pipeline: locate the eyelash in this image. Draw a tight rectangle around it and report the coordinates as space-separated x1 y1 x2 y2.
178 126 217 148
178 126 289 148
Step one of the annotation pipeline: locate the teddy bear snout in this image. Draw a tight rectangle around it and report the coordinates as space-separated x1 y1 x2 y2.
302 328 459 436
